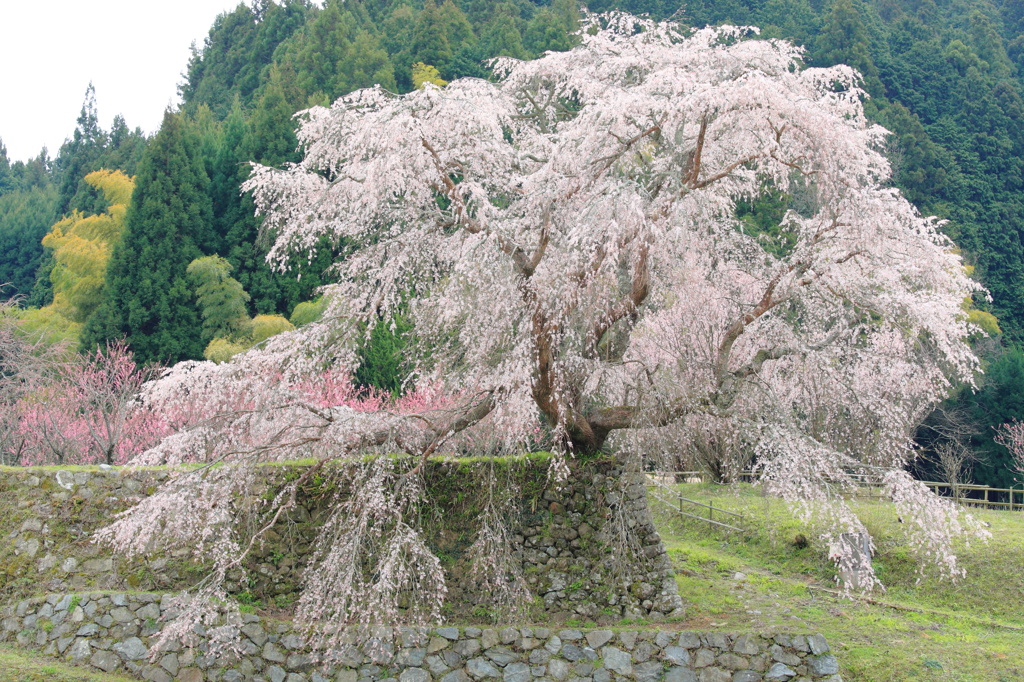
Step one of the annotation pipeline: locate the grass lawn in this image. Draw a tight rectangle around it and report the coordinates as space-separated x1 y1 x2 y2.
650 482 1024 681
0 644 137 682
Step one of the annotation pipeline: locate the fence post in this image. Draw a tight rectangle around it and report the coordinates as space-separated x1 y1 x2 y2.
709 500 714 522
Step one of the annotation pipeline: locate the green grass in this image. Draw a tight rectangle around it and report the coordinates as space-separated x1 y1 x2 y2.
0 645 137 681
651 483 1024 681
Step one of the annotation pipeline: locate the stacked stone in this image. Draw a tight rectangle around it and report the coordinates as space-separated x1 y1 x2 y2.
6 467 171 596
513 464 685 622
6 460 685 623
3 595 841 682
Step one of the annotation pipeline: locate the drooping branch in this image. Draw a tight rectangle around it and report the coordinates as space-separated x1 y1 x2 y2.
585 241 651 360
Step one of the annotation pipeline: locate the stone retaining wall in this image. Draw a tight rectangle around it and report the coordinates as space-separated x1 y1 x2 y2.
2 459 684 622
1 592 841 682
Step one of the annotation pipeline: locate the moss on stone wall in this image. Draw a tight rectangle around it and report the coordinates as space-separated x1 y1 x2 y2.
2 455 683 625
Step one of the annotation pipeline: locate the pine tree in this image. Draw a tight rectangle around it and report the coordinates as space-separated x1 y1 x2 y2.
81 111 213 364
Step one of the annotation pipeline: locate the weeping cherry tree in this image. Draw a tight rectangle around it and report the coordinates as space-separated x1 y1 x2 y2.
99 13 989 654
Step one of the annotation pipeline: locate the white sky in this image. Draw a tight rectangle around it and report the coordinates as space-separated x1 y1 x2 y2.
0 1 248 162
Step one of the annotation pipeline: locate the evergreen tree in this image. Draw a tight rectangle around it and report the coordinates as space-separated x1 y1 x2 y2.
0 184 58 299
524 0 579 58
438 0 475 54
0 139 12 196
413 0 454 72
280 0 369 101
337 30 397 93
478 5 528 60
54 85 108 216
81 111 213 364
813 0 885 98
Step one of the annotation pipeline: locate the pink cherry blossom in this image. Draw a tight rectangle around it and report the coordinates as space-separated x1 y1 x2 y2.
100 12 989 646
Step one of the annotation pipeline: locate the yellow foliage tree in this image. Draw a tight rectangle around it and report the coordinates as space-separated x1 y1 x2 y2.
42 170 134 324
412 62 447 89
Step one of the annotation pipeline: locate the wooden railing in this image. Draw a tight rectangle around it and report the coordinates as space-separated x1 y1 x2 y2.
920 481 1024 511
646 471 1023 512
644 472 746 531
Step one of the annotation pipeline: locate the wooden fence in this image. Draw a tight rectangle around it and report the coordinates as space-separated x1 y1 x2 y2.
647 471 1023 512
919 481 1024 511
644 472 747 531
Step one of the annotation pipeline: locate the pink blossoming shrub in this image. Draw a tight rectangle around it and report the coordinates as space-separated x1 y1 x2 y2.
2 339 166 466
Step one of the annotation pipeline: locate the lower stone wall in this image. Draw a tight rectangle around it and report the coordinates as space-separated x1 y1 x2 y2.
1 592 842 682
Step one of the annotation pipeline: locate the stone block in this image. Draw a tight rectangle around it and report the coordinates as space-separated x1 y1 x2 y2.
244 623 269 647
481 630 500 650
504 661 532 682
634 641 654 663
732 672 761 682
143 666 173 682
584 631 613 649
548 659 570 681
693 650 715 668
265 643 288 663
663 647 691 667
807 636 829 656
69 637 91 661
467 658 501 679
664 668 697 682
136 603 161 621
769 647 800 667
454 639 482 658
398 648 427 667
177 663 202 679
440 670 472 682
485 647 519 667
113 636 148 661
283 634 306 650
160 652 180 676
288 653 314 672
732 636 761 656
110 607 134 623
400 668 431 682
544 636 562 655
600 647 631 675
90 649 121 673
428 637 451 654
715 654 749 671
807 655 839 677
764 663 796 682
697 668 731 682
426 654 450 675
634 661 663 682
